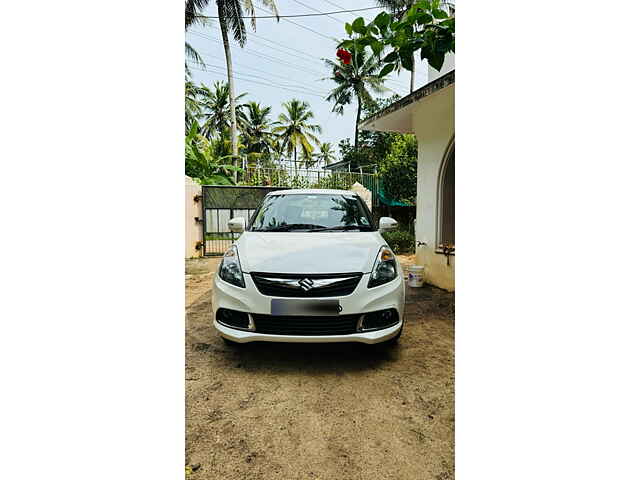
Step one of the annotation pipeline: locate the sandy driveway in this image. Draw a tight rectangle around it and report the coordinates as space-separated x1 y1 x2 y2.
186 257 454 479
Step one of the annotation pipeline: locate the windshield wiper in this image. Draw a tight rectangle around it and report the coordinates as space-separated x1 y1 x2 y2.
309 225 373 232
258 223 325 232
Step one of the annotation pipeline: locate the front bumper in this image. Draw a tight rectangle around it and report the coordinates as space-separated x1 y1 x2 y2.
212 271 405 344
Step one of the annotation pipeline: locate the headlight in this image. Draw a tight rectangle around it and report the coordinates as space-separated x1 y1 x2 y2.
368 246 398 288
218 245 245 288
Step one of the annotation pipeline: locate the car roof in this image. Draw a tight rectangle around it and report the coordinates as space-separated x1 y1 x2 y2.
266 188 356 196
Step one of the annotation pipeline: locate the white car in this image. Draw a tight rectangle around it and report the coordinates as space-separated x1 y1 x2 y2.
212 189 405 345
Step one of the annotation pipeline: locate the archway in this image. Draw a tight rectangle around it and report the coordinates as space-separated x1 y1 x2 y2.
438 141 455 246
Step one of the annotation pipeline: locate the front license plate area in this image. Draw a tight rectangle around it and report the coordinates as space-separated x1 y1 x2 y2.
271 299 341 316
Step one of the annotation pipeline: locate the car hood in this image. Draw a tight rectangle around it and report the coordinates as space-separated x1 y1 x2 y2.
236 231 385 274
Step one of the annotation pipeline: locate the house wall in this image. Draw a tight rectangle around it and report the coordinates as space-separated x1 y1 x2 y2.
412 85 455 291
185 176 203 258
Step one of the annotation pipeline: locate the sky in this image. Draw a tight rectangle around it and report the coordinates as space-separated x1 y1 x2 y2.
186 1 432 158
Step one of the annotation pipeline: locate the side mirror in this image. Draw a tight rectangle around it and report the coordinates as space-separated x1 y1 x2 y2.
228 217 246 233
379 217 398 233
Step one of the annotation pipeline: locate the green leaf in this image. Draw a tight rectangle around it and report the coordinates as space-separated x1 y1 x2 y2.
399 47 414 71
373 11 390 31
441 17 454 29
404 5 419 23
187 121 198 141
433 9 449 19
209 174 233 185
221 165 243 172
371 40 383 57
345 23 352 36
421 48 445 71
379 63 395 78
383 51 398 63
352 17 366 34
416 12 433 25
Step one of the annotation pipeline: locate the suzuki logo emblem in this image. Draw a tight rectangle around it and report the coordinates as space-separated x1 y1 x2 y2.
298 278 314 291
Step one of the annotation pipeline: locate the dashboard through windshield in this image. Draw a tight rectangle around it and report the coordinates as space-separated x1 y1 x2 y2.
249 194 375 232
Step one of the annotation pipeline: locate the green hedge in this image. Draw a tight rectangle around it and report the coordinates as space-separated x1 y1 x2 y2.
382 230 415 254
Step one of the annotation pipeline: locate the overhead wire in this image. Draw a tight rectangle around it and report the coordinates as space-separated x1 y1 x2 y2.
189 30 326 77
193 6 382 19
191 47 407 98
188 64 327 99
188 30 409 93
188 5 411 95
290 0 345 25
320 0 363 19
188 60 328 96
195 50 326 89
254 5 335 41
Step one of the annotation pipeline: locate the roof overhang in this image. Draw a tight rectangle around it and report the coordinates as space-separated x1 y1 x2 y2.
359 70 455 134
323 159 350 170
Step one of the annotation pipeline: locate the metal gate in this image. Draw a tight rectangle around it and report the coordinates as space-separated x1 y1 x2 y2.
201 185 287 256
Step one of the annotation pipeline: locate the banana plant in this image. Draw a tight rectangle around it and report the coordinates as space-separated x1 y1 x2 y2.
185 122 243 185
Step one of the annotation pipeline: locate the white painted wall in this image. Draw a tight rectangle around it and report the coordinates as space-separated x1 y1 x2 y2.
185 176 203 258
412 85 455 290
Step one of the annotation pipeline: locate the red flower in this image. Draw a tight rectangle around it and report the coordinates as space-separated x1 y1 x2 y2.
336 48 352 65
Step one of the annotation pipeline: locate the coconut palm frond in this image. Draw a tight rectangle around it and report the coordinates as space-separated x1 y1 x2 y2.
222 0 247 45
185 0 211 28
185 41 205 69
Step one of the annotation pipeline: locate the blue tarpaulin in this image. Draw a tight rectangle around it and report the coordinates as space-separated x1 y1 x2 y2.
377 183 413 207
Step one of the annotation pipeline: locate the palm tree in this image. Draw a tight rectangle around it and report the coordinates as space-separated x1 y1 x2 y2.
198 81 246 140
185 80 202 134
240 102 275 159
314 142 337 168
273 99 322 175
185 1 208 75
185 0 279 181
324 51 387 152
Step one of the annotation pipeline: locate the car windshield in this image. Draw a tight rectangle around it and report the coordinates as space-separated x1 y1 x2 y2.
250 194 375 232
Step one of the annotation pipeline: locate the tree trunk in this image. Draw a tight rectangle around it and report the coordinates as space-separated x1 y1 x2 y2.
355 95 362 152
218 3 239 183
294 147 298 176
410 63 415 93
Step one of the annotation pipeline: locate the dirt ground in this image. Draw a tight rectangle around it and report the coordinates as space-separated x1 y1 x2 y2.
185 255 454 480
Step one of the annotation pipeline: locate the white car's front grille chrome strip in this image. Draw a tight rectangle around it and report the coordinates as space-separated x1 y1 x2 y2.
250 273 363 297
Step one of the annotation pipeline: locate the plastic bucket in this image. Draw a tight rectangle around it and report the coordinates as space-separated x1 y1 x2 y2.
407 265 425 288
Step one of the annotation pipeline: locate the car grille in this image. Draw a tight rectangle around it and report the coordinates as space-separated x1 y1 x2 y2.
252 313 360 336
250 272 362 298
